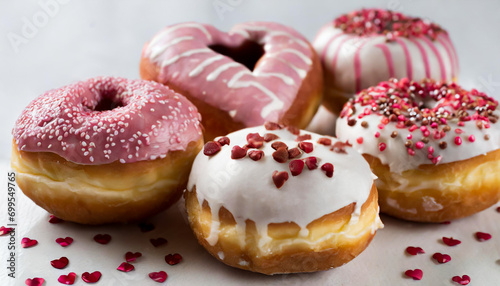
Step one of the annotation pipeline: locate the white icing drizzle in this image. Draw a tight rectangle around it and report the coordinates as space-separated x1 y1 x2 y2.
149 22 212 48
149 36 194 60
253 71 294 85
160 48 212 67
206 62 241 81
189 55 224 77
187 126 377 247
268 48 313 65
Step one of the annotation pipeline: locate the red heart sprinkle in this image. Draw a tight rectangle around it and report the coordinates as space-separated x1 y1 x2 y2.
51 256 69 269
317 137 332 146
406 246 425 255
125 251 142 262
149 271 168 283
58 272 76 285
272 148 289 163
165 253 183 265
287 126 300 135
452 275 471 285
331 141 351 154
81 271 101 283
150 237 168 247
298 142 313 153
263 133 279 142
93 234 111 244
296 134 312 142
248 150 264 161
321 163 334 178
287 147 301 159
264 121 281 130
496 206 500 213
139 222 155 232
272 171 289 189
217 136 230 146
271 141 288 150
25 277 45 286
247 132 264 143
21 237 38 248
289 160 305 176
231 145 247 159
441 221 451 225
247 138 263 149
56 237 74 247
475 232 492 241
0 226 14 236
432 252 451 263
442 237 461 246
203 141 221 156
305 157 318 170
117 262 135 272
49 215 64 224
405 269 423 280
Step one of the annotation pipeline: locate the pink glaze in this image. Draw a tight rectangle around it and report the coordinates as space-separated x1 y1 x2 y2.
395 38 413 80
421 37 446 80
142 22 314 126
13 77 203 165
375 44 395 78
354 39 371 92
408 38 431 78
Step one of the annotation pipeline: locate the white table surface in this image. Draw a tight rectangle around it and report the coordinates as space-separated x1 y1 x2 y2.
1 1 500 285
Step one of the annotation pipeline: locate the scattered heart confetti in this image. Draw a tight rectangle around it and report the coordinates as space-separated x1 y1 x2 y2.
405 269 423 280
117 262 135 272
51 256 69 269
432 252 451 264
452 275 471 285
49 215 64 224
165 253 183 265
475 232 492 241
81 271 101 283
0 226 14 236
21 237 38 248
441 221 451 225
150 237 168 247
442 237 461 246
56 237 74 247
149 271 168 283
93 234 112 245
25 277 45 286
139 222 155 232
125 252 142 262
496 206 500 213
58 272 76 285
406 246 425 256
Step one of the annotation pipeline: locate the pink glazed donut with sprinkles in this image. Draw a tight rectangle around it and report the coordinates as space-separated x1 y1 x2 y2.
314 9 459 113
140 22 323 140
336 78 500 222
11 77 204 224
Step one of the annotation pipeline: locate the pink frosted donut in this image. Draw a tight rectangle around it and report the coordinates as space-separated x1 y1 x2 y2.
140 22 323 140
11 77 204 224
314 9 459 113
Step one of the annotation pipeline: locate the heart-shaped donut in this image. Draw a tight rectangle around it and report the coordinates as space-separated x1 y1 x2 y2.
140 22 322 139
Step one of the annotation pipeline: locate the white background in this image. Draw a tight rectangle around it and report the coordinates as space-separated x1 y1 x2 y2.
1 0 500 285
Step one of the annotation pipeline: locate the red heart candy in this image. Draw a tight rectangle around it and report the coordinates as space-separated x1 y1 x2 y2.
81 271 101 283
125 251 142 262
405 269 423 280
21 237 38 248
139 222 155 232
452 275 471 285
305 156 318 170
475 231 492 241
432 252 451 264
0 226 14 236
117 262 135 272
272 170 289 189
442 236 461 246
56 237 74 247
58 272 76 285
49 215 64 224
406 246 425 256
320 163 334 178
149 271 168 283
298 142 313 153
203 141 221 156
93 234 111 244
289 159 304 176
25 277 45 286
150 237 168 247
165 253 183 265
51 256 69 269
231 145 247 159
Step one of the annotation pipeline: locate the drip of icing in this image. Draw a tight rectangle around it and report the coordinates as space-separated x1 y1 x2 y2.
188 126 376 248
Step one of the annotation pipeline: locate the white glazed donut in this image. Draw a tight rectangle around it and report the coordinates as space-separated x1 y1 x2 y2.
336 78 500 222
314 8 459 113
185 123 382 274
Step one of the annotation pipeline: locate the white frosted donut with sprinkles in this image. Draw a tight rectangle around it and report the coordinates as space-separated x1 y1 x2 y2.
336 78 500 222
140 22 322 140
11 77 204 224
185 123 382 274
314 9 459 113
